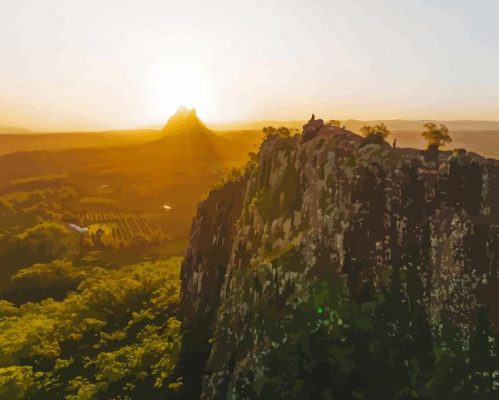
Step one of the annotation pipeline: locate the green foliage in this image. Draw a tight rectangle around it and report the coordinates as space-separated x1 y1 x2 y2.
0 257 183 399
0 187 76 217
430 307 498 399
0 300 19 318
214 166 245 190
327 120 341 127
247 278 433 399
17 221 80 261
0 183 189 288
9 260 88 302
0 186 81 283
263 126 295 138
276 127 291 137
360 123 390 145
421 122 452 149
252 161 300 222
221 262 497 400
262 126 277 136
0 221 82 289
0 366 37 400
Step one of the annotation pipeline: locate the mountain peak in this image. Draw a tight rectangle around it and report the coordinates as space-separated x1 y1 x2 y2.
172 105 192 118
161 106 207 135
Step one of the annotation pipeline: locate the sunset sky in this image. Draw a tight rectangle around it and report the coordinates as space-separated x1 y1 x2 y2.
1 0 498 131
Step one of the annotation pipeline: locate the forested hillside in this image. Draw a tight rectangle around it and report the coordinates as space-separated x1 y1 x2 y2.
0 258 182 399
0 109 262 399
0 108 261 289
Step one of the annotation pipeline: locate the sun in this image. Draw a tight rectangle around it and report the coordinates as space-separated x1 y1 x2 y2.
149 63 210 121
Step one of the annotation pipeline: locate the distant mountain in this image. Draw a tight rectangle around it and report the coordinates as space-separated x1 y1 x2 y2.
161 106 208 135
211 118 499 133
0 130 161 156
0 108 259 215
215 129 265 147
0 108 265 290
177 116 499 163
344 119 499 132
149 107 256 167
211 118 499 159
344 119 499 159
0 125 31 134
208 119 306 132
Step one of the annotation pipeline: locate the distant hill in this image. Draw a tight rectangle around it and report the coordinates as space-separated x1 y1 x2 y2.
0 125 31 134
0 108 260 216
3 117 498 160
0 129 162 156
212 118 499 132
344 119 499 132
0 107 264 288
158 106 262 156
210 118 499 159
3 113 498 218
161 106 208 134
344 119 499 159
209 119 305 132
215 129 265 148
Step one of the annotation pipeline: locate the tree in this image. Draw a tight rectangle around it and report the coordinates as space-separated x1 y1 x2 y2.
421 122 452 149
361 123 390 145
262 126 276 136
276 127 291 137
9 260 86 302
263 126 292 137
0 258 183 399
18 221 80 262
327 120 341 127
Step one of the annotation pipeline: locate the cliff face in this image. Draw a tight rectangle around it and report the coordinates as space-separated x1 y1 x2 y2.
179 123 499 399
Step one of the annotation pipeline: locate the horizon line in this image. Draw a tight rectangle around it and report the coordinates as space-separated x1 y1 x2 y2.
5 116 499 134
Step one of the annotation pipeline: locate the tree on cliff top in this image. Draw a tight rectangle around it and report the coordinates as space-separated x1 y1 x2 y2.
263 126 292 137
421 122 452 149
262 126 276 136
327 119 341 127
361 123 390 145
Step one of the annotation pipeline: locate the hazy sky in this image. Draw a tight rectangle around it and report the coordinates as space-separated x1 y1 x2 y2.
1 0 498 131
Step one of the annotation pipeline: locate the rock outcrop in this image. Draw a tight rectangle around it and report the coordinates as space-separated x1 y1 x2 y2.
178 120 499 399
161 106 208 135
301 113 325 142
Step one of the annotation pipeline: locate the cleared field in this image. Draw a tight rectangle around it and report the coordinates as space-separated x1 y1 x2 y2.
79 211 191 247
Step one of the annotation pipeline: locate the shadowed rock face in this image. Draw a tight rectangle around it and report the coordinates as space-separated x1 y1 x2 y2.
178 123 499 399
177 179 245 399
302 114 324 142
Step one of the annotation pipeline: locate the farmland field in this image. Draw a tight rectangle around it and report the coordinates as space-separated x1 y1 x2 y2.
79 211 191 247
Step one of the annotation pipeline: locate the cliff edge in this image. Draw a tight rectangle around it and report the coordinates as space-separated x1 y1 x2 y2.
178 119 499 399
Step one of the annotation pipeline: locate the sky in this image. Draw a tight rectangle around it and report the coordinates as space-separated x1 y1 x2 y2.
0 0 498 131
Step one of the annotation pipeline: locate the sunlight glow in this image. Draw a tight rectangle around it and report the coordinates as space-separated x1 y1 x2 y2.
1 0 499 130
149 63 210 122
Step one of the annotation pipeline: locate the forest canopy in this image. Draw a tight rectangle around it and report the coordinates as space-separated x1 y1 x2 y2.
0 257 183 400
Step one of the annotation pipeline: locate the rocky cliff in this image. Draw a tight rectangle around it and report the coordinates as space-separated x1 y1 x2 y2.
178 120 499 399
